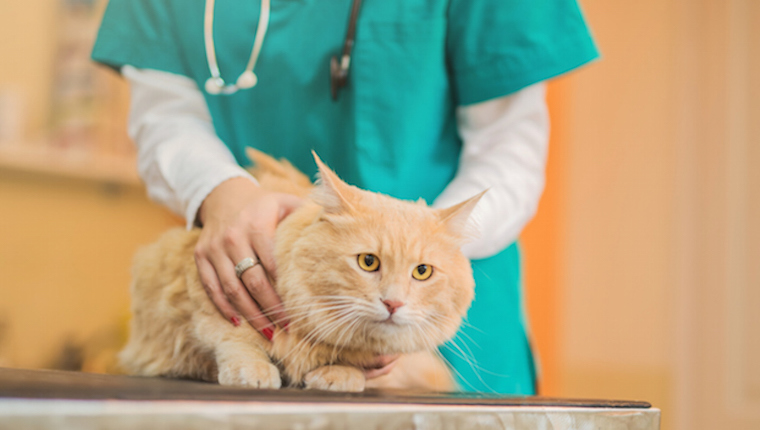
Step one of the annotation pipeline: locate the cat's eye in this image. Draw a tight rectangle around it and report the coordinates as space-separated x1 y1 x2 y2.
412 264 433 281
357 253 380 272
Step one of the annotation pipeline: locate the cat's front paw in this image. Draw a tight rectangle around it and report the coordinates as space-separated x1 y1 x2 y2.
218 360 282 389
304 365 365 392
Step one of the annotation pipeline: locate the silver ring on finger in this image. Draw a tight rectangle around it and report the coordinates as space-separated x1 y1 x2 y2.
235 257 260 279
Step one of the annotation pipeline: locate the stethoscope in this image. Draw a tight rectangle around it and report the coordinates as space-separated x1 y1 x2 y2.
204 0 363 100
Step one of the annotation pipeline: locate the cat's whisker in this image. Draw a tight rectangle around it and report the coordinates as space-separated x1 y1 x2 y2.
307 314 351 345
428 332 497 394
297 309 350 340
457 319 486 335
421 321 447 352
422 312 484 362
311 296 380 311
419 321 444 351
421 313 454 336
432 348 481 393
331 318 359 361
258 302 330 314
330 316 364 363
294 314 356 368
426 324 502 393
281 310 345 344
286 309 356 358
450 327 480 351
329 319 352 363
442 338 513 379
263 303 360 332
427 322 474 364
406 320 435 356
273 305 350 321
267 304 358 326
450 332 479 364
275 311 350 366
311 294 365 301
259 296 366 319
440 341 478 372
321 314 362 349
269 301 352 313
472 264 494 283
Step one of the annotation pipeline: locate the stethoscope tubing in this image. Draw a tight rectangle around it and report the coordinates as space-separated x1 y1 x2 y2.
204 0 362 99
204 0 270 95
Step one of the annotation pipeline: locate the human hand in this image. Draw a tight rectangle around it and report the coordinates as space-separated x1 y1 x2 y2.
361 354 399 379
195 177 302 339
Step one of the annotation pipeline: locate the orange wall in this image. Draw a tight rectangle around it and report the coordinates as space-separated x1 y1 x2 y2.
520 80 570 396
526 1 681 427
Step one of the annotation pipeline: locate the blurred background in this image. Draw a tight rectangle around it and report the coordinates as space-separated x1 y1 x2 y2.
0 1 758 429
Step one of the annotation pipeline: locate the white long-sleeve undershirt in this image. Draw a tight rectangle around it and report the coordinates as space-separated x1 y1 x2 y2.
123 65 549 260
433 83 549 259
125 65 257 228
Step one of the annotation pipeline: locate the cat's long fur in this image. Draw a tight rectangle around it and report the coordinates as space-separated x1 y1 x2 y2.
119 150 481 392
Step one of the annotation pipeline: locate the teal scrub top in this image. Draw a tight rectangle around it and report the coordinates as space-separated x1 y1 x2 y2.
93 0 598 395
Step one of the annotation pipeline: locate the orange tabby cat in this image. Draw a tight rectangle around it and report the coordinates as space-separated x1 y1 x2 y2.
119 149 482 392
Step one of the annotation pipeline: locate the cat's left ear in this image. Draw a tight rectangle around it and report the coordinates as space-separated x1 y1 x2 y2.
437 190 488 240
310 151 357 215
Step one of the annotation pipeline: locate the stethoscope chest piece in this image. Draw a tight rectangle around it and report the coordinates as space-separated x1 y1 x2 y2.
330 0 363 101
330 56 349 100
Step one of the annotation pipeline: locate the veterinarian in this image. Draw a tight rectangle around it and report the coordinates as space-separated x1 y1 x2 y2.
93 0 597 394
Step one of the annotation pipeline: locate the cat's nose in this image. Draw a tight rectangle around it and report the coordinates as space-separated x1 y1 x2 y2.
382 299 404 315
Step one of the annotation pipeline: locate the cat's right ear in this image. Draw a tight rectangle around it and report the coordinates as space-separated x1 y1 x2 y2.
310 151 357 215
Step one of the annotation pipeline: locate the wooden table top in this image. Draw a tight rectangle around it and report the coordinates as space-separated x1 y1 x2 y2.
0 368 660 429
0 367 650 409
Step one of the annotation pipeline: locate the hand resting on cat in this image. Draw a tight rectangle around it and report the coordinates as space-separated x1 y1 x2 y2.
195 176 300 341
119 150 483 391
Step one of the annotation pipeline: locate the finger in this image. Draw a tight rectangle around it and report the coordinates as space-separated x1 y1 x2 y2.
195 256 239 325
239 262 290 329
223 233 289 329
276 194 304 221
248 224 278 281
211 255 275 340
364 360 397 380
247 193 302 280
363 354 400 370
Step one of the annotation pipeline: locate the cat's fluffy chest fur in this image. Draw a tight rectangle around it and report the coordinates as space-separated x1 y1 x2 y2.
118 150 480 392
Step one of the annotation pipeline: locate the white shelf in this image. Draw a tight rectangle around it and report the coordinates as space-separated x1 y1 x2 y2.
0 142 140 186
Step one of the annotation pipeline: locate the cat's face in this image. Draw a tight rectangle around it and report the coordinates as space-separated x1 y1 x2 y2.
276 154 481 354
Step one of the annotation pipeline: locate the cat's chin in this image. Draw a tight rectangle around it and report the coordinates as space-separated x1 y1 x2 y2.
374 315 409 327
364 324 453 353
